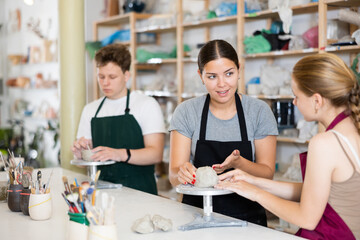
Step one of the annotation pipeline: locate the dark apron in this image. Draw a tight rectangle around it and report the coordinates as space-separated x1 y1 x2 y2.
182 93 267 226
296 111 356 240
91 89 157 195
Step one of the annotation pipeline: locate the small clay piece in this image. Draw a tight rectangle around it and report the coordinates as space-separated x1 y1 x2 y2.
194 166 218 188
132 215 154 234
152 214 172 232
81 150 94 161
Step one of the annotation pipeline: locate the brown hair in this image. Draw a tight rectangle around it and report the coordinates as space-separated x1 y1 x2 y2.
293 53 360 133
95 43 131 73
198 39 239 74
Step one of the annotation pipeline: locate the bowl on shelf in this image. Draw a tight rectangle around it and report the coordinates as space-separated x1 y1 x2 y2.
8 55 26 65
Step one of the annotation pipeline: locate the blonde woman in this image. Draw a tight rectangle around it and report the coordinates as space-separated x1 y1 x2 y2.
216 53 360 239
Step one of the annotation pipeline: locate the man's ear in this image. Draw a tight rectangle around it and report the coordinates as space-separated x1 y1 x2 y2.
124 70 130 82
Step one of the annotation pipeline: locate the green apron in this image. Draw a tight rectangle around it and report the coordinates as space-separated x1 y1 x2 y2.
91 89 157 195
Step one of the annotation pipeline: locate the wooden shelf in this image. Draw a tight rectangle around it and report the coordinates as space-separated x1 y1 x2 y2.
325 0 360 7
8 87 57 91
244 48 319 58
183 58 198 63
136 58 177 65
137 90 177 98
250 95 294 100
94 13 152 26
181 92 207 98
136 25 176 34
244 2 318 20
325 45 360 54
182 15 237 29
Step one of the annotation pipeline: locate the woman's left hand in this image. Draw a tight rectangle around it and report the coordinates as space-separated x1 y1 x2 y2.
212 149 241 174
215 180 259 202
218 168 254 183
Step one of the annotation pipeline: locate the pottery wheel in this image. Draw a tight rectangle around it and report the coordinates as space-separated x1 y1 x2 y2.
176 184 248 231
70 159 122 189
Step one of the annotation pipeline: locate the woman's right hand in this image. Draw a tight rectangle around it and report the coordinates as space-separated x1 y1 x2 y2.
71 137 93 159
177 162 197 185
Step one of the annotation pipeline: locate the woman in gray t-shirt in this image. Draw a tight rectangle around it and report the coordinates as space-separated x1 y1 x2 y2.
169 39 278 225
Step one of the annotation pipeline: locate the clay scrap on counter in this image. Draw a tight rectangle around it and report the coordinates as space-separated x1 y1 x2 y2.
132 214 173 234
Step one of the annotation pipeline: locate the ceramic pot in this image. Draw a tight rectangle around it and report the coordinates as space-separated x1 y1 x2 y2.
67 212 89 240
88 224 117 240
28 193 52 220
20 188 31 215
7 184 24 212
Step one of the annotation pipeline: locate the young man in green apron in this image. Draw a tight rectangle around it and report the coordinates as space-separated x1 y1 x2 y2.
72 44 166 195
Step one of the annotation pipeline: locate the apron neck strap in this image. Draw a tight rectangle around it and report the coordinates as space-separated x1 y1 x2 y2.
326 111 349 131
94 97 107 118
199 93 249 141
235 93 249 141
94 89 131 117
125 89 130 114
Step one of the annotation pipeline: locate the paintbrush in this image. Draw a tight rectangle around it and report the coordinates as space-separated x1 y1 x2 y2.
61 193 75 213
62 176 71 194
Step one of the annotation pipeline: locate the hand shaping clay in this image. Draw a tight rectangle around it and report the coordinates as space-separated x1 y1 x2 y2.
152 214 172 232
194 166 218 188
132 215 154 234
81 149 93 161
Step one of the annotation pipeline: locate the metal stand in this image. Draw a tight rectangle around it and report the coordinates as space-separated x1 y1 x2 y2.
176 184 248 231
70 159 122 189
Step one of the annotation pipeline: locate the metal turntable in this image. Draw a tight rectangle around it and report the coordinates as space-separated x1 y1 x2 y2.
70 159 122 189
176 184 248 231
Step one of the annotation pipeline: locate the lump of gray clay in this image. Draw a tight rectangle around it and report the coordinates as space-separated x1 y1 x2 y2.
132 215 154 234
194 166 218 188
152 214 172 232
81 149 94 161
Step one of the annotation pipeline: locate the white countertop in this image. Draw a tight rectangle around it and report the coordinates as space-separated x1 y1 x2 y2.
0 167 303 239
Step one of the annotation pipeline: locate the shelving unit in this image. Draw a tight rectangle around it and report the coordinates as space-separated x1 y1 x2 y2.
91 0 360 149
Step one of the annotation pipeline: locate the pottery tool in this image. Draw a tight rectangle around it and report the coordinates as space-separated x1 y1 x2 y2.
44 169 53 193
104 195 115 225
85 200 99 225
0 152 7 170
37 170 42 185
7 149 15 168
95 170 101 182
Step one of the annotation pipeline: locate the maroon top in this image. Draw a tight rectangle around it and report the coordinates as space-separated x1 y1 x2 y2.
295 111 356 240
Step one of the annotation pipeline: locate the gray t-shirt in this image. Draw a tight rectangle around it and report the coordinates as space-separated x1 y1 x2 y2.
169 94 278 161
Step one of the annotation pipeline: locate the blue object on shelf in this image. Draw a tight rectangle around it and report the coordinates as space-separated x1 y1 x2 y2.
244 2 261 14
215 2 237 17
101 30 130 46
247 77 260 85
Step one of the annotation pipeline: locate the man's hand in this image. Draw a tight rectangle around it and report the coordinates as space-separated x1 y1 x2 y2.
72 137 93 159
92 146 125 162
